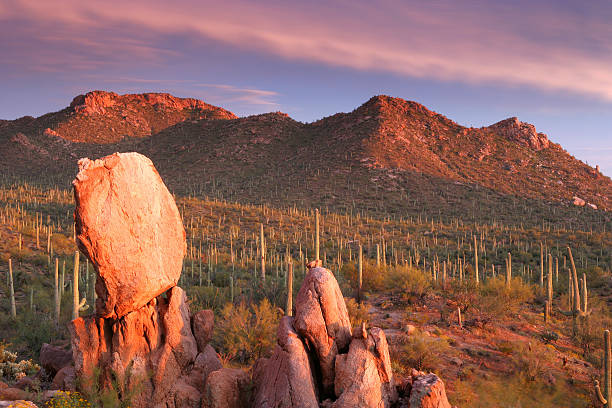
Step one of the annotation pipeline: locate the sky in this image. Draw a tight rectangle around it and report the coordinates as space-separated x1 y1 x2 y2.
1 0 611 175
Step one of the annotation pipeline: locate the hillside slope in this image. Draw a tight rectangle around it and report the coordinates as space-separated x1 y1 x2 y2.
1 93 610 225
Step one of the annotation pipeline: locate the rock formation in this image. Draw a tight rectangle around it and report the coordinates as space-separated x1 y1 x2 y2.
293 266 352 396
67 152 229 408
73 152 186 319
251 263 453 408
60 152 452 408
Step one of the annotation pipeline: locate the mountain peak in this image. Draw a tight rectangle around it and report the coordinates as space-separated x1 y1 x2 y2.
68 90 237 118
488 117 550 150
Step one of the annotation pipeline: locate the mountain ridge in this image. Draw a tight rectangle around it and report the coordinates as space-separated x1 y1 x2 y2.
0 92 609 221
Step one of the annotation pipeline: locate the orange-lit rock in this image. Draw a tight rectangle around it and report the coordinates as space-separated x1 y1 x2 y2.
73 152 186 318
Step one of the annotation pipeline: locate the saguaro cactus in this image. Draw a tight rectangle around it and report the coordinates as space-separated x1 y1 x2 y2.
8 259 16 318
260 223 266 281
54 258 60 324
72 251 88 320
357 245 363 303
286 259 293 316
595 330 611 407
474 235 479 285
315 209 320 262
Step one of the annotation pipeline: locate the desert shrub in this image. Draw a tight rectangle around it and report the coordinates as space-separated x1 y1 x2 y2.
0 342 39 381
213 299 281 365
451 372 590 407
345 297 369 327
384 266 431 299
511 341 557 382
395 331 452 372
476 277 534 319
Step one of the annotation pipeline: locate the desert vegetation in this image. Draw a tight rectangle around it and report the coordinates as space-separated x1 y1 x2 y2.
0 179 610 406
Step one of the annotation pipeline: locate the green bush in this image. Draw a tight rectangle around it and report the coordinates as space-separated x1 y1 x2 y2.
213 299 281 365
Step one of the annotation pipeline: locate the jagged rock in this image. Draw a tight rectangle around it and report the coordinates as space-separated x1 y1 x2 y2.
293 266 352 396
489 117 549 151
201 368 250 408
51 366 75 391
69 287 198 408
185 345 223 390
73 152 186 319
40 343 72 377
192 310 215 352
333 327 397 408
252 316 319 408
409 373 451 408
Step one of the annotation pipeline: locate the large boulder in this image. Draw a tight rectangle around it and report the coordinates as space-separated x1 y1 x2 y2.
69 287 198 408
73 152 186 318
201 368 250 408
40 343 72 377
293 267 352 396
409 374 451 408
333 327 397 408
252 317 319 408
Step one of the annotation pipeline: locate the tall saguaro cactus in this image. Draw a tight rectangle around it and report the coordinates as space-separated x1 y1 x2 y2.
357 245 363 303
595 330 611 407
54 258 60 324
474 235 479 285
315 209 320 262
73 251 80 320
286 259 293 316
260 223 266 281
8 259 16 318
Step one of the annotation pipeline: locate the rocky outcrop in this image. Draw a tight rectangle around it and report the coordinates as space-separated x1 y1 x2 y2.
293 266 352 395
489 117 550 151
252 317 319 408
252 264 452 408
69 91 237 118
408 373 451 408
68 153 227 408
73 152 186 319
333 327 397 408
69 287 200 407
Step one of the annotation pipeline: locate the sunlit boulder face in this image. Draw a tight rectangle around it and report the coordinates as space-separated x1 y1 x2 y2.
73 152 186 319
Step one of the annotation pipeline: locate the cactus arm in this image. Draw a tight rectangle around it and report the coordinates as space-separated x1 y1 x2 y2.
595 380 607 405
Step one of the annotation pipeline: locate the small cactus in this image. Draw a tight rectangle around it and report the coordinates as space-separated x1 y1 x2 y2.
595 330 611 407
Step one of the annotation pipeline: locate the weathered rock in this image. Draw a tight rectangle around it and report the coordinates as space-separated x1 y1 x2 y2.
573 196 586 207
409 374 451 408
293 267 352 396
0 387 30 401
174 378 201 408
252 316 319 408
40 343 72 376
192 310 215 352
201 368 250 408
185 345 223 390
333 327 397 408
73 152 186 318
51 366 75 391
69 287 198 408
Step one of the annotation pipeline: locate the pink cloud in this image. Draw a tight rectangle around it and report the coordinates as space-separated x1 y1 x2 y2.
3 0 612 100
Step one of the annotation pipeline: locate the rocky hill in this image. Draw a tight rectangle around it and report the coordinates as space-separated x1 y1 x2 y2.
1 92 610 224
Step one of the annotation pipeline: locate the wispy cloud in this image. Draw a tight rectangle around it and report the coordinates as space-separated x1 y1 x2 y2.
2 0 612 100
